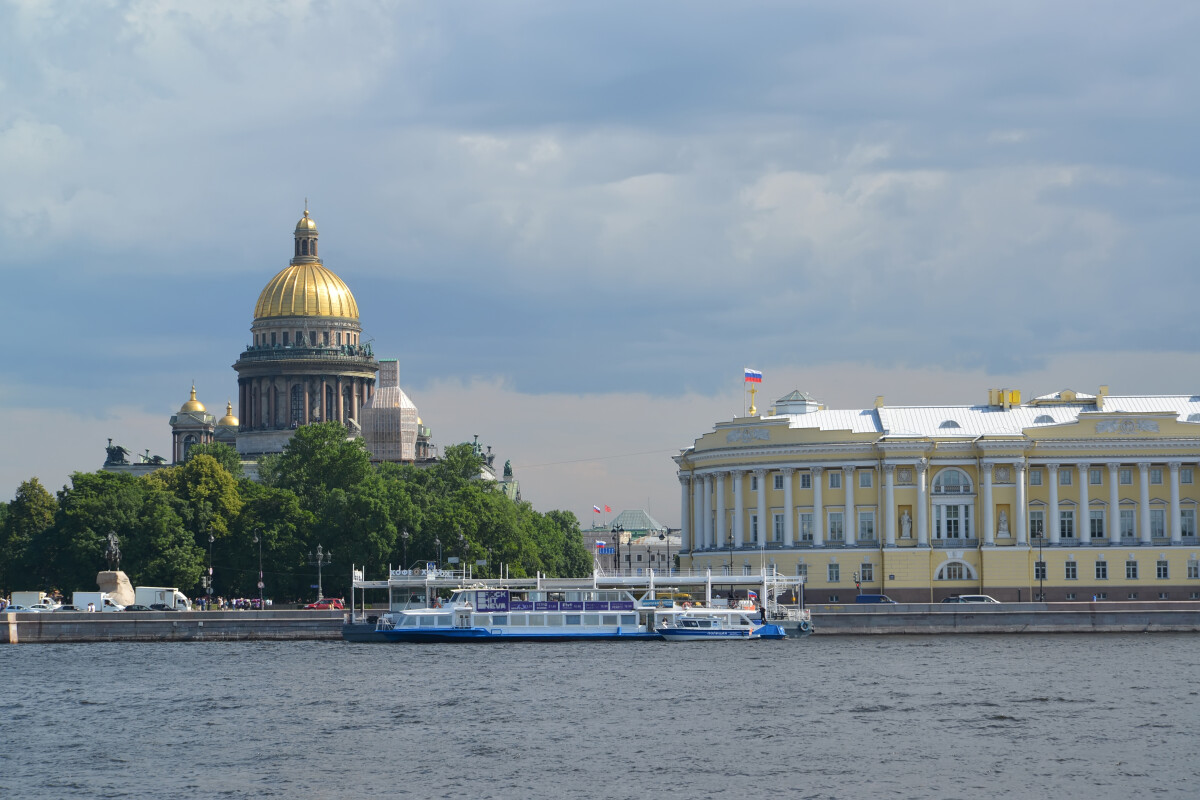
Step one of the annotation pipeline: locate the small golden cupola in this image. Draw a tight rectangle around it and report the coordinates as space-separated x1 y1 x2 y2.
217 400 239 427
180 384 206 413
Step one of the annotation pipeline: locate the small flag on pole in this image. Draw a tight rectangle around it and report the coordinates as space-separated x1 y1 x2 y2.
594 540 607 547
744 368 762 383
604 505 612 513
593 505 602 513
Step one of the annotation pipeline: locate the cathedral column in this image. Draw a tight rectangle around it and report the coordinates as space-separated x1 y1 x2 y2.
715 472 728 550
1015 462 1027 545
351 377 360 423
1077 463 1090 542
884 465 896 547
782 468 795 547
1047 464 1061 544
320 378 328 422
702 474 714 549
1108 463 1121 544
303 379 311 424
679 476 691 554
754 469 768 546
916 460 929 546
982 463 994 545
1138 462 1151 544
812 467 824 547
692 477 704 550
733 471 745 547
1170 461 1182 543
844 466 857 546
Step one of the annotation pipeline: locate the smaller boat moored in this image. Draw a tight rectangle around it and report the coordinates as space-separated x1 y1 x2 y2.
657 608 786 641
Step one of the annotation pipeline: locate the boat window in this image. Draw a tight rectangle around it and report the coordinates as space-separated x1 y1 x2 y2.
398 615 416 627
492 615 507 625
419 615 436 627
546 614 563 626
584 614 600 626
621 614 637 626
565 615 581 625
602 614 618 626
475 614 490 626
509 615 526 626
527 615 545 626
436 615 452 626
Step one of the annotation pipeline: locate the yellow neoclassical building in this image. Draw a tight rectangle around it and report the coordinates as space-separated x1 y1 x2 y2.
676 386 1200 602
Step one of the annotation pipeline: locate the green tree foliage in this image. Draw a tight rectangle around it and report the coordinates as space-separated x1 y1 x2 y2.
260 422 372 512
186 441 243 478
0 478 57 594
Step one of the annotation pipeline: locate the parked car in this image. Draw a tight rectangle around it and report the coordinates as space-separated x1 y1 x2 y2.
941 594 1000 604
123 604 155 612
855 594 897 604
148 603 182 611
305 598 344 610
54 605 83 612
2 604 33 613
29 603 61 612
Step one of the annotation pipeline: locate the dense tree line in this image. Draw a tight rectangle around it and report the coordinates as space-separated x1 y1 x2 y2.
0 423 590 601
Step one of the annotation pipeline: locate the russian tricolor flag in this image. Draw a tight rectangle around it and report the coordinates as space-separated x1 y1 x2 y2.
593 505 602 513
594 540 607 547
744 368 762 383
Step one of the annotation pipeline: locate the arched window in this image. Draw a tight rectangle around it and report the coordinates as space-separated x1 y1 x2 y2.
935 560 977 581
183 433 198 460
933 469 972 494
932 469 974 540
290 385 304 425
939 420 961 429
1034 414 1054 424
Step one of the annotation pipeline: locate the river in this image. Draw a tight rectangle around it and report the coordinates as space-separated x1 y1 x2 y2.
2 634 1196 798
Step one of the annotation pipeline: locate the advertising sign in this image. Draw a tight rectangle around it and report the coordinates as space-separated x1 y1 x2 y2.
474 590 510 612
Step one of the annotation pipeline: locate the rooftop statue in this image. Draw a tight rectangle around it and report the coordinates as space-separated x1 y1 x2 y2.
503 460 513 479
104 438 130 466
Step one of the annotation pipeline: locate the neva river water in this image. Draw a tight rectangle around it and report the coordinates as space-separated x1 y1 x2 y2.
2 634 1197 799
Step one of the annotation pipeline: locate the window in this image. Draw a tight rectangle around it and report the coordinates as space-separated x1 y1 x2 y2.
942 562 965 581
1096 592 1107 600
800 473 812 489
290 385 303 424
829 472 842 490
939 420 961 429
860 563 874 583
859 471 873 489
295 330 302 344
1158 592 1169 600
1095 561 1108 580
336 331 342 345
1127 592 1139 600
1059 510 1075 540
322 331 329 345
828 564 840 582
773 513 784 542
1034 561 1046 581
1188 560 1199 580
1090 468 1102 485
1089 510 1104 540
828 511 844 542
1120 509 1136 539
828 595 839 602
1151 468 1163 485
282 331 289 346
271 332 277 346
1183 468 1194 485
309 331 317 346
796 563 808 579
1157 560 1169 580
858 511 875 542
1119 468 1132 485
1059 469 1072 486
750 514 758 541
1185 509 1198 538
636 553 642 562
1030 510 1045 539
1030 470 1043 486
1126 560 1138 580
751 476 758 491
1064 561 1077 580
774 474 784 490
933 469 972 494
1151 509 1166 538
799 512 813 542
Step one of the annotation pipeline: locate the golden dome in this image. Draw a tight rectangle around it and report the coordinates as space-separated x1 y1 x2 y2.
218 401 239 427
295 208 317 232
254 262 360 320
180 384 206 413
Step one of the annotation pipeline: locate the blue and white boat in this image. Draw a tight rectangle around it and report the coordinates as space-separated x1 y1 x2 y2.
375 587 660 641
658 608 787 641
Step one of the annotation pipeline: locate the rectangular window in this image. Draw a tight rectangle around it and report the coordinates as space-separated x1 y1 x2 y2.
859 470 873 489
1064 561 1077 580
309 331 316 345
282 331 290 346
1126 560 1138 580
773 513 784 542
774 474 784 490
322 331 329 345
860 563 874 583
1095 561 1108 580
1059 510 1075 539
828 563 840 582
799 512 813 542
828 511 845 542
1030 470 1043 486
1151 509 1166 538
336 331 342 345
1183 468 1194 485
751 476 758 491
1184 510 1198 538
1034 561 1046 581
1151 468 1163 485
1089 468 1102 485
1030 510 1045 539
750 514 758 541
1059 470 1072 486
1089 510 1104 539
271 332 278 346
829 472 842 490
1119 468 1132 485
800 473 812 489
1157 560 1169 580
796 563 808 579
1188 560 1199 580
858 511 875 542
1120 509 1136 539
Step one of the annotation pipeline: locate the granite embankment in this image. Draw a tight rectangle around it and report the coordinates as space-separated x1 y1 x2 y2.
811 601 1200 634
1 609 345 643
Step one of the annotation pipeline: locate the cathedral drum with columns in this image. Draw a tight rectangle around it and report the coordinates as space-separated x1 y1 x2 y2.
233 209 379 456
677 386 1200 603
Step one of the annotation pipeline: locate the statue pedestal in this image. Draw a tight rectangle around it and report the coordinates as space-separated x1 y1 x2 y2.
96 571 136 607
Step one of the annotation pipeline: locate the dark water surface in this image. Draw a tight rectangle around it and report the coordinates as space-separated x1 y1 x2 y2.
1 634 1196 799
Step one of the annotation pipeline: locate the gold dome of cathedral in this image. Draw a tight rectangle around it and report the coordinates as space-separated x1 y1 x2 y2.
253 208 360 320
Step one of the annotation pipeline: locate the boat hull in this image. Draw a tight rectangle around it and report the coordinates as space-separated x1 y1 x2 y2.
379 627 659 642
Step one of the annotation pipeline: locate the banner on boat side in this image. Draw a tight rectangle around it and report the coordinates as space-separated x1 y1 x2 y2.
475 590 510 612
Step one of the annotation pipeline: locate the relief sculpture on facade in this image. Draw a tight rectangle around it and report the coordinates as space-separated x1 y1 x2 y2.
726 428 771 444
1095 419 1160 434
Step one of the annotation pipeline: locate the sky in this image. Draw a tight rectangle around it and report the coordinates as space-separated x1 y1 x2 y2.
3 1 1200 527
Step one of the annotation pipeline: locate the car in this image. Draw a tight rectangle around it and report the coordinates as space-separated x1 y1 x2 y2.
304 598 344 610
855 594 897 604
941 594 1000 604
123 604 155 612
2 604 33 613
53 605 83 612
148 603 182 611
29 603 61 612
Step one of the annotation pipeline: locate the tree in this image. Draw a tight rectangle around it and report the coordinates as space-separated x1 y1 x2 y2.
186 441 243 478
0 477 57 593
260 422 372 512
120 485 205 589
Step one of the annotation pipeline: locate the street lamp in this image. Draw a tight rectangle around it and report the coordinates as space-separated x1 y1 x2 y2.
659 529 673 576
611 524 624 575
401 529 409 570
207 530 215 604
434 537 442 568
252 531 264 608
458 531 467 574
1037 531 1045 602
308 544 332 600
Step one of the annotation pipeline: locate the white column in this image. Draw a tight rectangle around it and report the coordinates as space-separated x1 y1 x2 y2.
1047 464 1060 544
1170 461 1182 544
1108 463 1121 544
916 460 929 546
884 465 896 547
812 467 825 547
702 474 714 550
715 472 727 550
733 471 745 548
1138 462 1151 544
1015 462 1027 545
982 463 994 545
679 475 691 553
844 466 857 546
1077 463 1090 543
754 469 768 547
692 475 704 549
782 468 795 547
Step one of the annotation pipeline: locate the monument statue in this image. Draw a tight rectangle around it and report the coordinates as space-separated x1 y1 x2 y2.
900 510 912 539
503 459 513 480
104 530 122 571
104 438 130 466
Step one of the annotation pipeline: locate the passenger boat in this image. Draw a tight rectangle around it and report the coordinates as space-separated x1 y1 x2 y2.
658 608 787 641
375 587 660 641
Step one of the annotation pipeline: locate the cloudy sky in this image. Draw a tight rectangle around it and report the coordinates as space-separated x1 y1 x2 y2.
4 1 1200 526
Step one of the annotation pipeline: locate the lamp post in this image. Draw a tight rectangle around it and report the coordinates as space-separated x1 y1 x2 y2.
1037 531 1045 602
252 531 264 608
401 529 409 570
434 537 442 568
207 530 215 605
611 524 624 575
458 531 467 575
659 529 673 576
308 544 332 600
